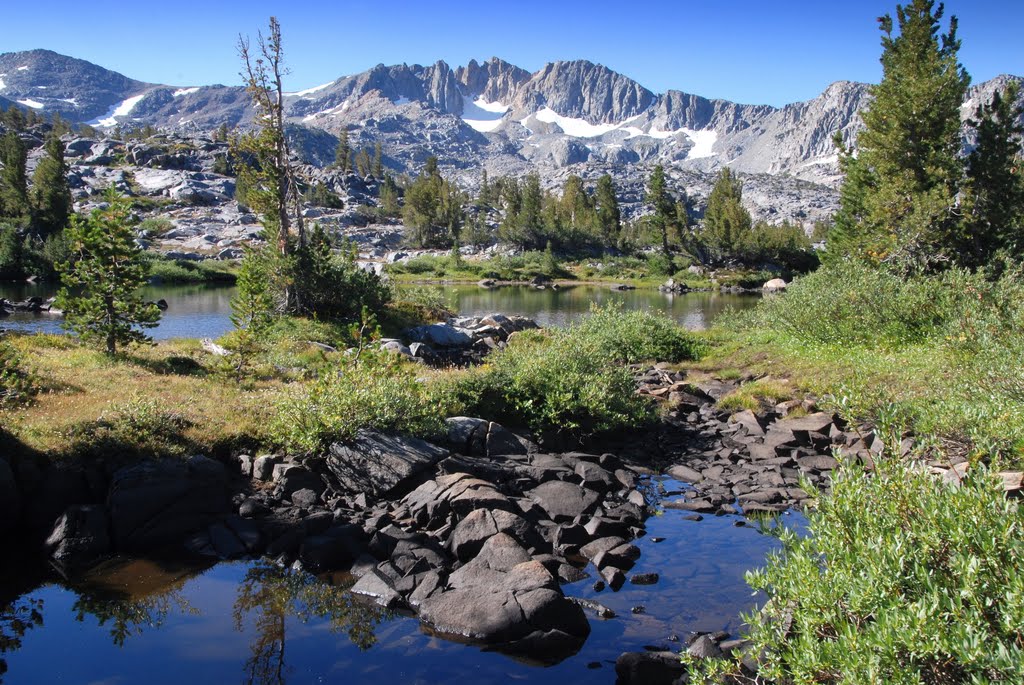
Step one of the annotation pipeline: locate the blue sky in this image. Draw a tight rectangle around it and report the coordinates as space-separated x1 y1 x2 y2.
2 1 1022 106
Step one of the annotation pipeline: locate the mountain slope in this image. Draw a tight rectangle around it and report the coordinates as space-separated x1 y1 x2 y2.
1 48 1020 225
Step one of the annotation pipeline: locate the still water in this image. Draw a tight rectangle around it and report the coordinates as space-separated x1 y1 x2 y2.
0 479 802 685
1 283 758 340
0 283 237 340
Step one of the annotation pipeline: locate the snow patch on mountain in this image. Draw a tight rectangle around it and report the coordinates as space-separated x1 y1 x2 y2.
682 128 718 159
173 87 199 97
462 97 509 133
799 154 839 167
16 66 29 71
290 81 334 97
90 92 148 127
0 75 6 91
530 107 620 138
18 99 44 109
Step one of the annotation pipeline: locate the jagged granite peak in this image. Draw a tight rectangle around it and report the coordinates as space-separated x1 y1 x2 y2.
512 60 657 123
456 57 531 106
653 90 773 135
0 48 150 122
716 80 872 184
4 48 1022 224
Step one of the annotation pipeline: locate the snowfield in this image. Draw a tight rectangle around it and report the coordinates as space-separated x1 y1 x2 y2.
289 81 334 97
17 99 44 109
173 87 200 97
682 128 718 159
90 93 148 127
462 97 509 133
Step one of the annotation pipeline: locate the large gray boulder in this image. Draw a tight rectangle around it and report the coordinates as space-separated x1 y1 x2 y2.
325 430 448 499
107 456 230 551
525 481 600 522
405 323 474 347
418 534 589 662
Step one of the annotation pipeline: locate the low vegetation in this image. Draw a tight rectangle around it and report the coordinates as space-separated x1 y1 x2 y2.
690 450 1024 684
145 254 238 284
705 261 1024 463
269 351 448 454
443 306 702 441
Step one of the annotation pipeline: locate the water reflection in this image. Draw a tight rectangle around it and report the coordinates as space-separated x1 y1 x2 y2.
233 561 388 685
436 284 759 330
0 597 42 682
67 558 204 648
2 282 757 341
0 282 237 340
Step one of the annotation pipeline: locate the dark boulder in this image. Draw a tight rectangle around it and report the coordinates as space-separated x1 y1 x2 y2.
525 481 600 522
419 534 589 663
615 651 687 685
325 430 448 499
45 504 110 567
0 458 21 536
299 524 366 573
107 456 230 551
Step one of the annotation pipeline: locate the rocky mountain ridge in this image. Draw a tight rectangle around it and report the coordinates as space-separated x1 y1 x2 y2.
1 49 1021 227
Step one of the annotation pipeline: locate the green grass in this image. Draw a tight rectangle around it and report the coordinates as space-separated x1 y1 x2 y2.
146 255 239 284
696 261 1024 465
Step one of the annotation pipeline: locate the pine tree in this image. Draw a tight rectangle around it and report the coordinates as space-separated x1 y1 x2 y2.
379 173 401 218
354 148 372 177
0 133 30 222
961 82 1024 267
477 169 492 207
595 174 621 247
30 135 71 237
335 129 352 174
645 164 676 257
518 174 544 249
372 141 383 178
702 167 752 262
57 191 161 355
832 0 969 267
236 16 305 312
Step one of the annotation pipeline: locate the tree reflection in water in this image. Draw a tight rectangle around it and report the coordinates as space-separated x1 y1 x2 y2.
0 597 43 683
233 561 388 685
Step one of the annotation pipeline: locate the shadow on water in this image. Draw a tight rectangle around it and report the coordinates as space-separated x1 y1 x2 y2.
0 490 806 685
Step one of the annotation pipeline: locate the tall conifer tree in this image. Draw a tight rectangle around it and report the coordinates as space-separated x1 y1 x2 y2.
831 0 969 267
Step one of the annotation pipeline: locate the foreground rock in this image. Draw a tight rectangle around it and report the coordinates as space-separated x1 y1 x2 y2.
324 430 449 499
418 534 590 661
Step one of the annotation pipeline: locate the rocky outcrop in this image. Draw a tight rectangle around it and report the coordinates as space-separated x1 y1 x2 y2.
323 430 449 499
107 455 230 550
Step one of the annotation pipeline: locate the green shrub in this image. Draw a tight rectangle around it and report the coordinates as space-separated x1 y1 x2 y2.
730 454 1024 684
446 306 701 439
269 353 446 454
0 339 37 406
137 217 174 237
147 255 238 284
450 329 651 439
66 396 194 460
734 261 947 347
570 304 705 363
